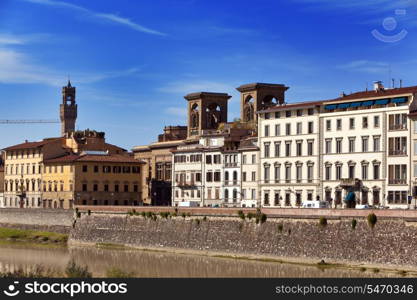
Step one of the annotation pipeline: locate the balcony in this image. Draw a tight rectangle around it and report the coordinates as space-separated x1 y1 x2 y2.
176 181 195 188
388 179 407 185
225 180 239 186
388 150 407 156
389 124 407 131
225 162 238 168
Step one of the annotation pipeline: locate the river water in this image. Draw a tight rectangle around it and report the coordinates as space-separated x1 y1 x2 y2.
0 244 403 277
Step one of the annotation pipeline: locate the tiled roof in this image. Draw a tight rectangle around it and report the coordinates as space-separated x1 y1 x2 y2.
258 85 417 113
3 138 62 151
44 154 142 164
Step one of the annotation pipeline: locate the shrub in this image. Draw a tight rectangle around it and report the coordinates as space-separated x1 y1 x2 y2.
237 210 245 220
319 217 327 227
351 219 357 230
76 211 81 218
203 216 207 221
186 212 191 217
367 213 377 229
140 211 146 218
65 260 92 278
145 212 153 219
277 224 283 233
106 267 134 278
247 212 254 220
172 212 177 217
181 212 186 219
195 219 200 226
260 213 267 224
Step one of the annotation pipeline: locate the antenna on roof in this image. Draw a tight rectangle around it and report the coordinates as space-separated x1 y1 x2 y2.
366 82 368 91
400 79 403 88
392 78 395 89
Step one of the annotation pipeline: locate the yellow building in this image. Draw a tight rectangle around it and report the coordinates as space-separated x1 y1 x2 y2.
43 152 143 208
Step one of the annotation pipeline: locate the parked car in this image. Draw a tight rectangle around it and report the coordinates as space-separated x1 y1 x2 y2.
301 201 329 208
355 204 371 209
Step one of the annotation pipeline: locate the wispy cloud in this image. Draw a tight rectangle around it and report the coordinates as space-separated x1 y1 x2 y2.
22 0 166 36
337 60 390 74
0 33 53 45
164 107 186 117
0 46 140 86
158 80 235 94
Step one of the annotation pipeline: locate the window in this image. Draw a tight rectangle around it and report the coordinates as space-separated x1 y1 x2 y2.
124 185 129 192
307 165 313 182
264 165 270 183
388 113 408 130
94 166 99 173
275 112 280 118
274 165 280 182
349 118 355 129
206 172 213 182
307 122 313 134
326 120 331 131
336 165 342 180
114 184 119 192
104 184 109 192
265 113 270 119
296 122 302 134
214 171 221 182
82 184 87 192
242 172 247 182
362 164 368 180
307 108 314 115
133 185 138 192
348 165 355 179
388 137 407 156
336 119 342 130
307 141 313 156
251 171 256 181
373 136 381 152
213 154 221 164
274 142 281 157
296 141 302 156
297 109 302 116
285 142 291 157
285 193 291 206
362 117 368 129
374 116 380 128
349 138 355 153
196 172 201 182
325 139 332 154
285 165 291 183
242 155 247 164
325 165 331 180
82 165 88 172
264 125 270 137
286 124 291 135
373 164 380 180
206 155 212 164
336 139 342 153
264 143 270 158
251 154 256 164
275 124 281 136
264 193 270 206
296 165 302 182
362 137 369 152
93 184 98 192
286 110 291 117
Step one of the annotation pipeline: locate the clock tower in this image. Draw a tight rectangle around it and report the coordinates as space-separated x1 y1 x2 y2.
60 80 77 137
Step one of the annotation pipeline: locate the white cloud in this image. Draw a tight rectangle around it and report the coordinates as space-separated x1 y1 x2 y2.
22 0 166 36
164 107 186 117
337 60 390 74
0 33 52 45
158 80 235 94
0 47 139 86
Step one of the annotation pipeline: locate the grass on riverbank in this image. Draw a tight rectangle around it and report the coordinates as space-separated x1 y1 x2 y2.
0 227 68 245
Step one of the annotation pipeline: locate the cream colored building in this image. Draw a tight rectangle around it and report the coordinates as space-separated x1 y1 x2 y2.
259 82 417 208
240 137 260 207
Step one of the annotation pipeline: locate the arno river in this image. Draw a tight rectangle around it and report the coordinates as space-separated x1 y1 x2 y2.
0 244 405 277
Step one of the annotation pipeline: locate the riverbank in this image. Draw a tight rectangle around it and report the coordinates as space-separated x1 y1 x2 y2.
69 213 417 273
0 227 68 246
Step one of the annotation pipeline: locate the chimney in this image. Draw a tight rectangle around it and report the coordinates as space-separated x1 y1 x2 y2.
373 81 384 92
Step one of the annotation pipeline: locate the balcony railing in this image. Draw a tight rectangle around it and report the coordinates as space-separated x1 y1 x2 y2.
389 124 407 131
225 162 238 168
388 150 407 156
176 181 195 187
388 179 407 185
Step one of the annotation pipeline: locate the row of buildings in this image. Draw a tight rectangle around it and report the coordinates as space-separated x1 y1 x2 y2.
2 79 417 209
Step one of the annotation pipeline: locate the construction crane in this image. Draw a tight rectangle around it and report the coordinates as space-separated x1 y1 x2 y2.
0 120 60 124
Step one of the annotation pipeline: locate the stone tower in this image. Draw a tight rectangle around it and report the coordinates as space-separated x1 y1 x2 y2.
60 80 77 137
184 92 231 139
236 83 289 127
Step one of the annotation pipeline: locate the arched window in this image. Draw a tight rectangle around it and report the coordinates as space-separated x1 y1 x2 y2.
233 171 238 181
233 189 238 202
224 189 229 200
225 171 229 182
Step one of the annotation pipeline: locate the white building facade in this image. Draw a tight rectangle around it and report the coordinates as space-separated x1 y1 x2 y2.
258 83 417 208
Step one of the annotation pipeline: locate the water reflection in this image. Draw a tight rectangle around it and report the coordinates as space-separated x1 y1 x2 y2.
0 244 401 278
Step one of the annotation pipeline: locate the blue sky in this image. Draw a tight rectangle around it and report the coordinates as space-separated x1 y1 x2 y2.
0 0 416 150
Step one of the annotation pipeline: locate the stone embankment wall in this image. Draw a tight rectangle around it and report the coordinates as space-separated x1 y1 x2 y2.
0 208 73 233
70 214 417 268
